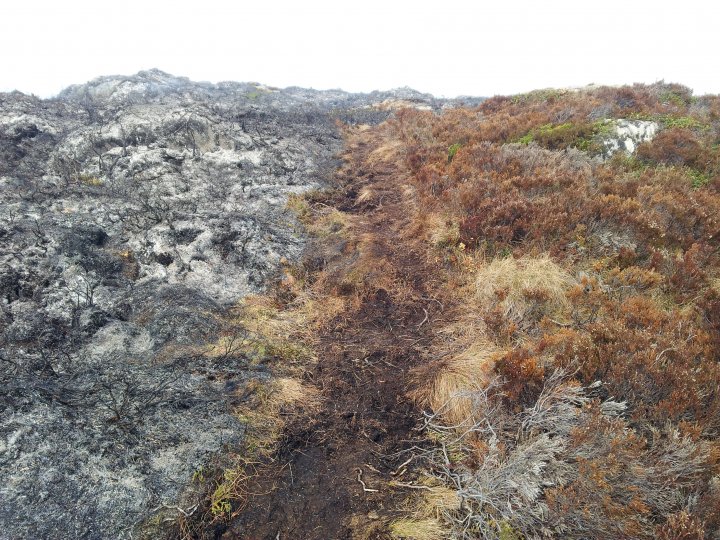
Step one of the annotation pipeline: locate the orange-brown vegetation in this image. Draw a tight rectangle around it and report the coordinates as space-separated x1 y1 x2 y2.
339 83 720 538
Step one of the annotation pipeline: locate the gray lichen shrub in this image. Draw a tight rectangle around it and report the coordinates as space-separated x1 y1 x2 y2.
423 370 711 539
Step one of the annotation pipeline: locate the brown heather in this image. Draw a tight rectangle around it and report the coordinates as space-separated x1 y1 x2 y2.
340 83 720 539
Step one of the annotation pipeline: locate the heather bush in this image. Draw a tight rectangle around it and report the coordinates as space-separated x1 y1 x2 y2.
636 127 709 169
348 82 720 537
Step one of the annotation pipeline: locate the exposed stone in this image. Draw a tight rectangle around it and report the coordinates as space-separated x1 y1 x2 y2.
0 69 462 540
601 119 659 156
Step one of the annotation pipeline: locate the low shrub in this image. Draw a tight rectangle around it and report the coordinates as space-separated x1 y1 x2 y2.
349 82 720 538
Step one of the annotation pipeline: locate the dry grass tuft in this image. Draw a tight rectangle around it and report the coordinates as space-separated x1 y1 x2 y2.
426 215 460 248
266 377 320 412
418 487 461 518
390 482 460 540
387 485 457 540
389 518 448 540
234 296 319 366
367 139 404 166
414 341 501 425
356 186 377 205
308 208 350 237
476 255 576 324
712 277 720 293
234 376 319 460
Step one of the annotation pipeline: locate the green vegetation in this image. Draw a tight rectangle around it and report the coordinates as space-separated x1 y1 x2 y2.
210 468 244 517
662 115 709 130
286 193 312 222
191 466 206 483
689 168 710 188
659 90 689 108
447 142 462 163
498 521 523 540
515 119 614 154
630 112 710 131
511 88 564 104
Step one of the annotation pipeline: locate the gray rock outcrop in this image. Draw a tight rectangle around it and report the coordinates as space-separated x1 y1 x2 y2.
601 119 659 156
0 69 461 539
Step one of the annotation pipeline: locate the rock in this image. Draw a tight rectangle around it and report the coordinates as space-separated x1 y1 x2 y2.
601 119 659 156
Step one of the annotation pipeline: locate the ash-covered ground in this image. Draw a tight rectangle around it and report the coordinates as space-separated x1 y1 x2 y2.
0 70 476 539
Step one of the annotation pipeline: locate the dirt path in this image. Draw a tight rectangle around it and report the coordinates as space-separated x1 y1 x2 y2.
223 135 443 540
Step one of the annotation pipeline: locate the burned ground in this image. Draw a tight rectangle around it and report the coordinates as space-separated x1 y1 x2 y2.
0 70 458 539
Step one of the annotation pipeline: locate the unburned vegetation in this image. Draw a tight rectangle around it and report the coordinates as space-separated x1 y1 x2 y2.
376 83 720 539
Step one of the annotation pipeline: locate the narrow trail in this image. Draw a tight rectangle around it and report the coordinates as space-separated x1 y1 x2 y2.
224 136 445 539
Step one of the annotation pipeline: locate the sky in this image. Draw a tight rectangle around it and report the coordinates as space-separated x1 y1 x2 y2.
2 0 719 98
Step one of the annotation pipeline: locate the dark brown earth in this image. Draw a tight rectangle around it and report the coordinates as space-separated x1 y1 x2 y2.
223 132 446 540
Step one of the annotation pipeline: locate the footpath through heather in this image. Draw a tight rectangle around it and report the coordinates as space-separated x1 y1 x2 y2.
224 126 449 540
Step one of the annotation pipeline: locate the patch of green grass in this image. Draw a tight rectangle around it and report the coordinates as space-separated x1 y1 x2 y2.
497 246 513 259
210 467 245 517
592 118 616 135
511 88 564 104
688 169 711 189
663 116 709 130
608 152 648 173
192 466 206 483
575 120 615 153
515 120 613 154
447 143 462 163
660 91 689 108
516 133 534 145
537 122 570 135
512 124 564 145
498 520 523 540
629 113 710 131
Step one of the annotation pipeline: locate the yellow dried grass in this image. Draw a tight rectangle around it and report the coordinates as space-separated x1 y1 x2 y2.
356 186 377 205
266 377 320 412
389 518 448 540
367 139 404 166
476 255 576 323
427 216 460 248
419 341 501 425
712 277 720 293
420 487 461 517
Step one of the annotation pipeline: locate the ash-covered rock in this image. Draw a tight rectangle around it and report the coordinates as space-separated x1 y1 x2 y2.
0 69 462 539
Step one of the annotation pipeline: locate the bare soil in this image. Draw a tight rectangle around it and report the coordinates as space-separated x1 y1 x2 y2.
223 138 444 540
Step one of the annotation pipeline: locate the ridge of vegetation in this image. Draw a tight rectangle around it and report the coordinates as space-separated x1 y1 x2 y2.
375 82 720 539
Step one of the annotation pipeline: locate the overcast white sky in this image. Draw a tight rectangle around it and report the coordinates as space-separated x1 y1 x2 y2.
2 0 719 98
